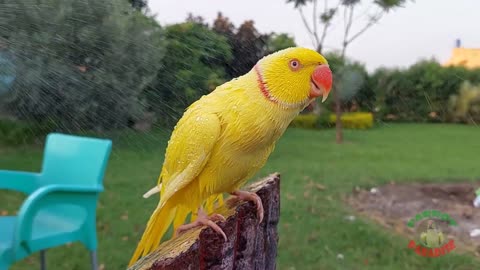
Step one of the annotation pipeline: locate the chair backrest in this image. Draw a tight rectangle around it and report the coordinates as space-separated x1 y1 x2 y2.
38 133 112 188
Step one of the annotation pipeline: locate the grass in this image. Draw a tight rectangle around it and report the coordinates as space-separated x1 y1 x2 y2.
1 123 480 270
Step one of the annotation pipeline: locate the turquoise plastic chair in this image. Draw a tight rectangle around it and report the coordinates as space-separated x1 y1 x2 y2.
0 133 112 270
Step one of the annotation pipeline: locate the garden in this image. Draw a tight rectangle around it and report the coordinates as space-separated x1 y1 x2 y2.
1 0 480 269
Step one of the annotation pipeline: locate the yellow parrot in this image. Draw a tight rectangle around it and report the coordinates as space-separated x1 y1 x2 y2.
129 47 333 266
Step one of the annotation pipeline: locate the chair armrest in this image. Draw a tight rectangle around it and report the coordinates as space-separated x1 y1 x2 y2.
11 185 103 256
0 170 39 194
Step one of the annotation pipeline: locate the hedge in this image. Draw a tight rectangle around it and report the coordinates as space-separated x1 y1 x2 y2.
290 112 374 130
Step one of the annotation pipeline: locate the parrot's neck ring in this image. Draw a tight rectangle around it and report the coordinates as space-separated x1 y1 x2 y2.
254 65 311 110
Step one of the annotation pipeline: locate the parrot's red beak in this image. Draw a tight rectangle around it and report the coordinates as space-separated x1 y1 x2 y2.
309 65 333 103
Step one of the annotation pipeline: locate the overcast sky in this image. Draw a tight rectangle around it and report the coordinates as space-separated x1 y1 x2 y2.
148 0 480 72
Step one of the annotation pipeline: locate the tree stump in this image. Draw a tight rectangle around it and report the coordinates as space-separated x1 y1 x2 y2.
128 173 281 270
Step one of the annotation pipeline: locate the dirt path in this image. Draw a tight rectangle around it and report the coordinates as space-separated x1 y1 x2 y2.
347 181 480 255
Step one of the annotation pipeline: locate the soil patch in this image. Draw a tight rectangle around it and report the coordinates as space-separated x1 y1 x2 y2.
347 181 480 255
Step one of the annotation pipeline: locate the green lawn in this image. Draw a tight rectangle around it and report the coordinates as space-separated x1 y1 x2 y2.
1 124 480 269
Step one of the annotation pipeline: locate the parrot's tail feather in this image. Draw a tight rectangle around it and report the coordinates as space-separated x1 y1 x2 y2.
204 193 224 214
205 196 215 214
128 199 177 267
218 193 224 206
143 184 162 198
173 205 190 233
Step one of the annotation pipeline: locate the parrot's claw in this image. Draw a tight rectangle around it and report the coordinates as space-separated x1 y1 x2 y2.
175 209 227 241
209 213 227 222
231 190 264 224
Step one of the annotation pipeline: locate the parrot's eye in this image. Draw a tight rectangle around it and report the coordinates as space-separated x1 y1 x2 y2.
289 59 301 71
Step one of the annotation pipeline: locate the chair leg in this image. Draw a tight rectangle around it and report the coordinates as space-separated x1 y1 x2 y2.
90 251 98 270
40 250 46 270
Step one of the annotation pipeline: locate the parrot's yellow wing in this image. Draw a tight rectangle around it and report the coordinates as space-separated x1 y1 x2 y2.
129 110 221 266
158 110 221 207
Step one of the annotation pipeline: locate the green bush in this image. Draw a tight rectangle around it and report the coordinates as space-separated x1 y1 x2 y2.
1 0 165 131
371 60 480 122
145 21 232 126
448 81 480 124
0 118 53 146
316 111 335 128
290 112 374 130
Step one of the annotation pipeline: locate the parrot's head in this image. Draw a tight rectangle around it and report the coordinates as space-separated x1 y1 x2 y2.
253 47 333 110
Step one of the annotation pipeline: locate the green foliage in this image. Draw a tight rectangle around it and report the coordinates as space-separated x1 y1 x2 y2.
372 60 480 122
217 18 269 78
128 0 147 10
1 6 300 132
324 52 373 111
289 0 407 10
145 21 232 125
375 0 408 10
448 81 480 124
266 33 296 53
341 0 361 6
0 0 165 131
316 110 335 128
286 0 310 8
212 13 296 79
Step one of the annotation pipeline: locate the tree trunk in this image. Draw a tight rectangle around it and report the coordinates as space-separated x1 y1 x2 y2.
128 173 281 270
334 85 343 144
335 46 348 144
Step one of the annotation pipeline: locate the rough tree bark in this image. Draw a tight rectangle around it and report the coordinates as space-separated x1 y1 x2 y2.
128 173 281 270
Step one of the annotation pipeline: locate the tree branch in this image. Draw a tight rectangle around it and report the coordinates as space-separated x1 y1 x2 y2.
313 0 318 37
318 0 338 53
312 0 321 49
346 5 355 41
341 4 355 58
319 2 340 51
298 7 318 49
346 12 383 45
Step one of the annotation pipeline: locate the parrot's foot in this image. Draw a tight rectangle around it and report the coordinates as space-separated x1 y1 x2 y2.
231 190 264 224
175 208 227 241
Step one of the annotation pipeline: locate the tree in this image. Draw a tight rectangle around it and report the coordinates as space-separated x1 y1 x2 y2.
145 19 232 126
324 52 372 112
212 16 270 78
129 0 147 11
186 13 209 27
229 20 270 77
212 12 235 39
0 0 165 131
266 33 296 54
287 0 408 143
212 13 296 79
